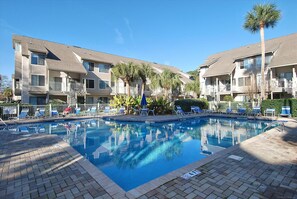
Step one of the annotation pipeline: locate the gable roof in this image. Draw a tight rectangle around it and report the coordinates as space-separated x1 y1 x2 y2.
12 35 192 84
201 33 297 78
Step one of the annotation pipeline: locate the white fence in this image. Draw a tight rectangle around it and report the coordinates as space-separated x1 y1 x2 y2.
0 103 111 120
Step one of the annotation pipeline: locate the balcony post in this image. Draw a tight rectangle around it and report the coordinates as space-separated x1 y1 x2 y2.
270 69 273 99
293 67 296 97
230 74 233 97
216 77 219 102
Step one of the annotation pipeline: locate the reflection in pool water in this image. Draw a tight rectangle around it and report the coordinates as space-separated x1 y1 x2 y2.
13 117 273 191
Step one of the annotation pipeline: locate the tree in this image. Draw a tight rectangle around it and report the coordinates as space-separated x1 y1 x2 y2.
112 62 140 97
3 87 12 103
0 75 12 92
185 70 200 98
138 63 156 96
243 3 281 100
151 69 182 99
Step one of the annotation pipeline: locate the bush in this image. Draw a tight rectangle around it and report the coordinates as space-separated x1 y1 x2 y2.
174 98 209 112
223 95 233 102
148 97 172 115
261 98 297 117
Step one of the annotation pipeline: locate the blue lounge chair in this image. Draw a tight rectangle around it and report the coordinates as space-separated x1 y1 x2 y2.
237 108 246 115
75 107 81 115
35 108 45 118
226 108 233 114
87 106 97 115
118 107 125 115
280 106 291 117
175 106 186 115
191 106 203 114
51 109 59 117
16 108 29 119
252 107 261 116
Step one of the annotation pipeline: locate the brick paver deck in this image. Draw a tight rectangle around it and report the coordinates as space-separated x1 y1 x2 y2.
0 117 296 199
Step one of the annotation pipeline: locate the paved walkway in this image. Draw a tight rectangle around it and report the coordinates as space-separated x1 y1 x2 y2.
0 117 296 199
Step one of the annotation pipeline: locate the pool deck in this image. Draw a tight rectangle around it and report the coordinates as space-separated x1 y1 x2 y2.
0 115 296 199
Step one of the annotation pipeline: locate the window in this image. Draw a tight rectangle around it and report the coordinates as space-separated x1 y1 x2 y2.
238 78 244 87
238 77 251 87
29 96 46 105
31 53 45 65
279 72 293 80
53 77 62 91
232 78 236 86
243 59 249 69
31 75 45 86
15 79 20 89
86 79 94 89
239 61 244 69
256 56 261 67
98 63 109 73
83 61 94 71
86 97 94 104
265 55 272 65
99 80 109 89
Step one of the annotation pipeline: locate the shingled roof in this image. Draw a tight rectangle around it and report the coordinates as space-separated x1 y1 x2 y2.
12 35 192 84
201 33 297 78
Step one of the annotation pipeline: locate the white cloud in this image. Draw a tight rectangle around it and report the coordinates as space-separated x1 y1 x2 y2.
124 17 134 41
114 28 124 44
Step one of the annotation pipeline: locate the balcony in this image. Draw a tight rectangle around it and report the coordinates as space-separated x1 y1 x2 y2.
270 79 293 93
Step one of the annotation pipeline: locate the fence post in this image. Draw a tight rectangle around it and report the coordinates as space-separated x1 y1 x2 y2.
49 104 52 117
17 104 20 118
252 101 255 108
75 103 78 109
97 103 100 113
229 101 231 109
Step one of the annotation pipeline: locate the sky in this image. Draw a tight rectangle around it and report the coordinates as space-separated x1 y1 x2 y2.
0 0 297 79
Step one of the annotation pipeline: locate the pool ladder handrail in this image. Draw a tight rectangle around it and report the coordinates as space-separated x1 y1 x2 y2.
263 121 285 133
0 118 8 130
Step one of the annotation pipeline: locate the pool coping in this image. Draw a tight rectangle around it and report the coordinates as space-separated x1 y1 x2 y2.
45 115 292 198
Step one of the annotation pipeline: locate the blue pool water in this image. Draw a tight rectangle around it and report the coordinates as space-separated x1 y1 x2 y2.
7 117 275 191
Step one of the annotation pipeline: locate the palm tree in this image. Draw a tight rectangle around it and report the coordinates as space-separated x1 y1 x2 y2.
185 70 200 98
112 62 140 96
243 3 281 100
3 87 12 103
151 69 182 99
138 63 156 96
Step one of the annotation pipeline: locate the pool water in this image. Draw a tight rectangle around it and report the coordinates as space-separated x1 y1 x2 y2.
8 117 274 191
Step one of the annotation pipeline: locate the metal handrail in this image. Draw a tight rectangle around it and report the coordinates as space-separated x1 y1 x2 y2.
0 118 7 127
263 121 285 133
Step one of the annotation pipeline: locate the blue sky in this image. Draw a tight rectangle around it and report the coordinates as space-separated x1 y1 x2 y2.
0 0 297 78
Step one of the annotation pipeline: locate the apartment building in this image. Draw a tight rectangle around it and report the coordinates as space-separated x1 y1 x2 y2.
199 33 297 102
12 35 192 105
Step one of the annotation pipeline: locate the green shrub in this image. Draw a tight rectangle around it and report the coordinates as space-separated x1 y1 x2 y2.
174 98 209 112
148 97 172 115
261 98 297 117
223 95 233 102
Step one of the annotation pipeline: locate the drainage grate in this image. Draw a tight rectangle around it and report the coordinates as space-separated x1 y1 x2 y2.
228 155 243 161
181 169 201 180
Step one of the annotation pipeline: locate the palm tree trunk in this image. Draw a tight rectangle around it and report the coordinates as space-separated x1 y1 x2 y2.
126 82 131 97
260 24 266 101
141 81 146 96
164 89 168 99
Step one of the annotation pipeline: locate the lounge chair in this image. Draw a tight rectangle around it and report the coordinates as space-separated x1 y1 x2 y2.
226 108 233 114
75 107 81 115
191 106 203 114
132 107 140 115
280 106 291 117
252 106 261 116
51 109 59 117
118 107 125 115
10 108 30 120
264 108 275 117
87 106 97 115
35 108 45 118
174 106 186 115
237 108 246 115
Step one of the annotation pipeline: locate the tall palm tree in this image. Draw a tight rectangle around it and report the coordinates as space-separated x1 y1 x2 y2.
112 62 140 96
185 70 200 98
151 69 182 99
243 3 281 100
138 63 156 96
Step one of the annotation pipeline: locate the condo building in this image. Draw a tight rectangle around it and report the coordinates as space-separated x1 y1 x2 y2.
199 33 297 102
12 35 192 105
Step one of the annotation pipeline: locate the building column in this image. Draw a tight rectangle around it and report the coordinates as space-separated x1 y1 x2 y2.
292 67 296 97
270 69 273 99
230 74 233 97
216 77 219 102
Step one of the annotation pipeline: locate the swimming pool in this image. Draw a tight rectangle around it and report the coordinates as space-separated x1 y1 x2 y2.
7 117 275 191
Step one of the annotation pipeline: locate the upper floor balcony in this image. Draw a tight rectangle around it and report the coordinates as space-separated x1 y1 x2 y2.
270 78 293 93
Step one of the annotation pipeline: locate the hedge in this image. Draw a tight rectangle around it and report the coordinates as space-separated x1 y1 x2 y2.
174 98 209 112
261 98 297 117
